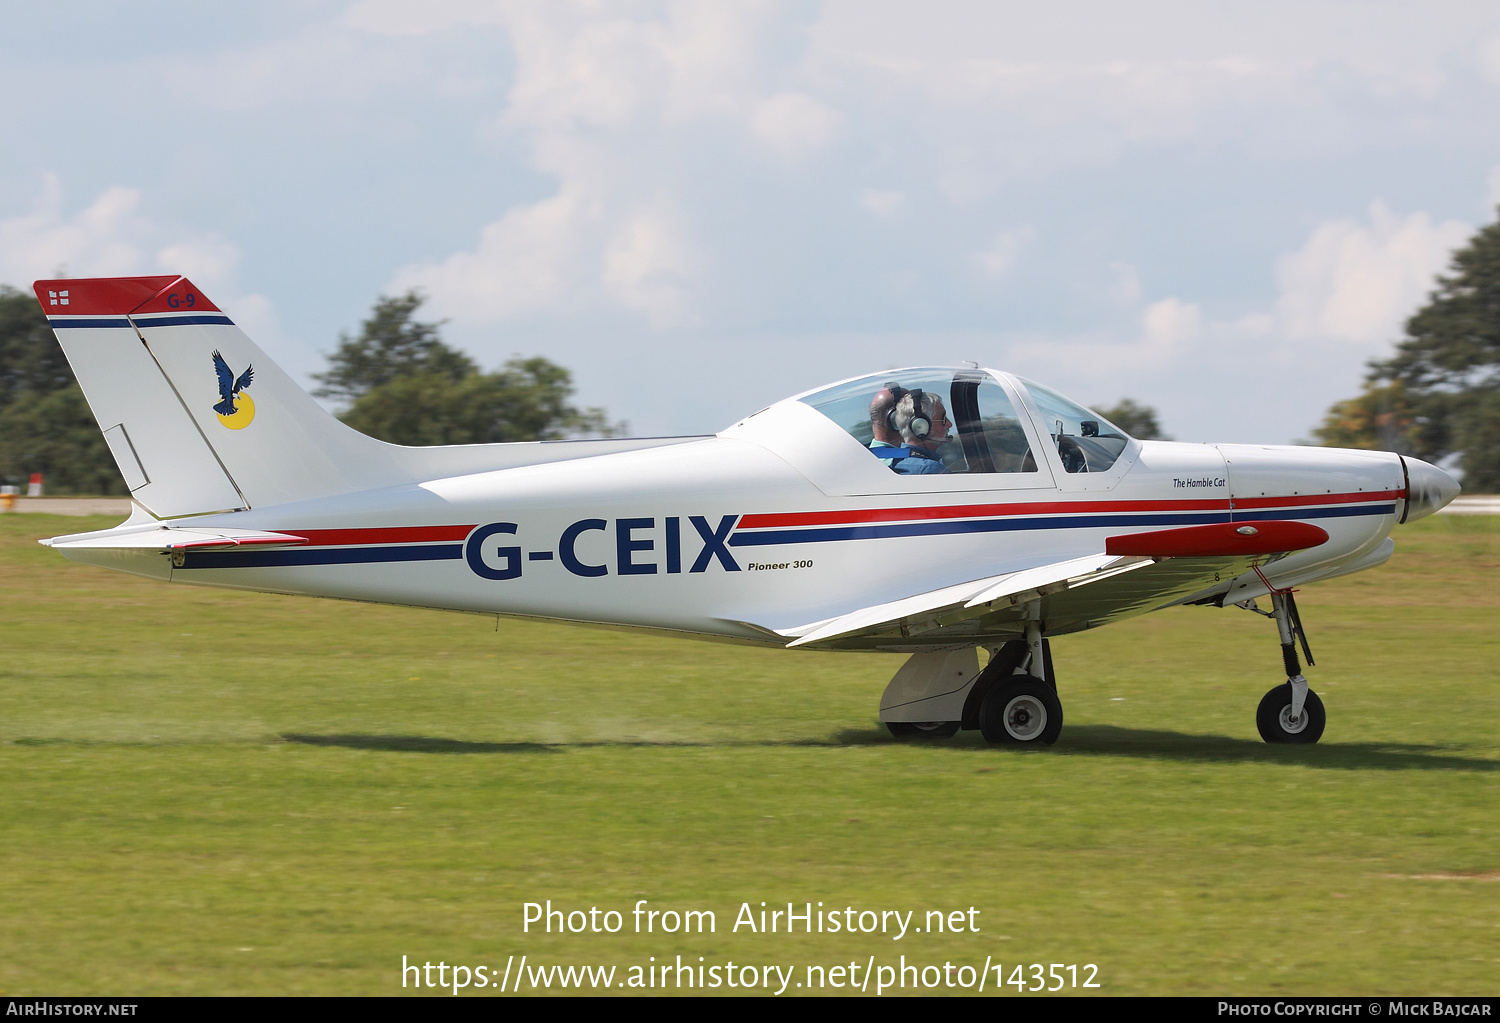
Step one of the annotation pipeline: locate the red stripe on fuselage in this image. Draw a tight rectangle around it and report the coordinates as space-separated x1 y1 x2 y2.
735 489 1402 530
738 499 1226 529
279 525 477 546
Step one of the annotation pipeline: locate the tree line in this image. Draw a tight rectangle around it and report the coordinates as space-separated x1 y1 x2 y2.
0 288 125 494
1312 207 1500 491
0 290 618 494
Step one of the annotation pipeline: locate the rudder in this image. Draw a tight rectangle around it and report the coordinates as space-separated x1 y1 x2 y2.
35 276 404 517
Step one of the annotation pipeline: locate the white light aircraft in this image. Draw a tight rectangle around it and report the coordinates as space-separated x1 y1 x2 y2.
32 275 1462 746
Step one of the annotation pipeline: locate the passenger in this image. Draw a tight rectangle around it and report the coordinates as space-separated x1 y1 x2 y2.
887 389 951 474
867 385 913 468
868 386 902 447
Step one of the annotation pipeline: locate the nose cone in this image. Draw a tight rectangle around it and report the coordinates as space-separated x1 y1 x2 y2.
1401 456 1462 523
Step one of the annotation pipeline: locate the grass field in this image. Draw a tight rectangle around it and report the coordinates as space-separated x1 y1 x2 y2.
1 512 1496 996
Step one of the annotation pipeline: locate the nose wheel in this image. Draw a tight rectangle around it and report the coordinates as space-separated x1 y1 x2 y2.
1250 589 1327 744
1256 682 1326 743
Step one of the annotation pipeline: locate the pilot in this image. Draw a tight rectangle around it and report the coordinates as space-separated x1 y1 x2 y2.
887 389 951 474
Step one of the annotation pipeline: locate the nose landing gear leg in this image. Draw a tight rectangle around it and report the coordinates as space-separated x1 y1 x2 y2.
1256 590 1326 744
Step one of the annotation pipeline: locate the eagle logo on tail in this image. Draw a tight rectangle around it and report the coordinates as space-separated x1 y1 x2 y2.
211 350 256 429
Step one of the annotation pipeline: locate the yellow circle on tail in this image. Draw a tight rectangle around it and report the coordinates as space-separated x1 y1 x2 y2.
217 391 256 429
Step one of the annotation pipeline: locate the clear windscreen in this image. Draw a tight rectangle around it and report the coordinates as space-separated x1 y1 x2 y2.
800 370 1038 476
1018 378 1130 473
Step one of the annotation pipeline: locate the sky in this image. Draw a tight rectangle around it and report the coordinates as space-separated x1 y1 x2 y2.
3 1 1499 442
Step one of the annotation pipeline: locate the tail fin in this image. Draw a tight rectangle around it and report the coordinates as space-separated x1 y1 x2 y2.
34 275 407 517
36 276 691 519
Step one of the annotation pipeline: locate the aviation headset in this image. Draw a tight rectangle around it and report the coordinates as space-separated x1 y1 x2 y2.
886 386 932 439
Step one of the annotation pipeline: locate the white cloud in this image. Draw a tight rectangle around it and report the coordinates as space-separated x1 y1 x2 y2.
601 200 698 328
1271 201 1470 347
497 3 774 133
1477 30 1500 87
1141 297 1202 351
391 186 591 321
155 236 241 289
1071 203 1472 391
1010 200 1477 443
936 55 1288 139
798 3 1496 200
1109 261 1142 304
974 228 1033 277
343 0 505 36
0 174 261 298
390 3 790 327
152 22 428 111
860 188 905 216
750 92 840 160
0 175 319 389
0 175 148 283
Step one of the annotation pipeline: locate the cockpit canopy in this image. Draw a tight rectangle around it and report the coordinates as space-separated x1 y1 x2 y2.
797 368 1130 475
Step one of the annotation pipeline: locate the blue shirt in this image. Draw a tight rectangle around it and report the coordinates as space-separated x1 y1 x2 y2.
871 444 948 474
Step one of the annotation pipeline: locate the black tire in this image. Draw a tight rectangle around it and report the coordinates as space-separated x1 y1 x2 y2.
886 720 960 739
1255 684 1326 744
979 676 1063 746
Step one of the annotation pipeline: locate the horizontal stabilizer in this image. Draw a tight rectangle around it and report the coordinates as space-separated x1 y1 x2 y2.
43 525 310 551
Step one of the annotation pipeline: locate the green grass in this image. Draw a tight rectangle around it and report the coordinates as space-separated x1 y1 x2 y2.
1 513 1497 995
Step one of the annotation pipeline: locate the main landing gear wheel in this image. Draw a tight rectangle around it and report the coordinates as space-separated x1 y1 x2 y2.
886 720 960 739
1256 683 1326 744
979 676 1063 746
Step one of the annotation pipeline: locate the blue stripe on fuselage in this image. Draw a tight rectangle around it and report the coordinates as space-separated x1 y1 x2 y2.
1233 504 1395 522
177 544 463 570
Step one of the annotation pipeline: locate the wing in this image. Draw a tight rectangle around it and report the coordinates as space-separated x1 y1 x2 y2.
781 520 1328 651
211 350 234 400
233 364 254 393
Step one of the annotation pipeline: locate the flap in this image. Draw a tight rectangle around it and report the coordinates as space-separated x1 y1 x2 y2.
783 548 1288 651
785 551 1153 649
